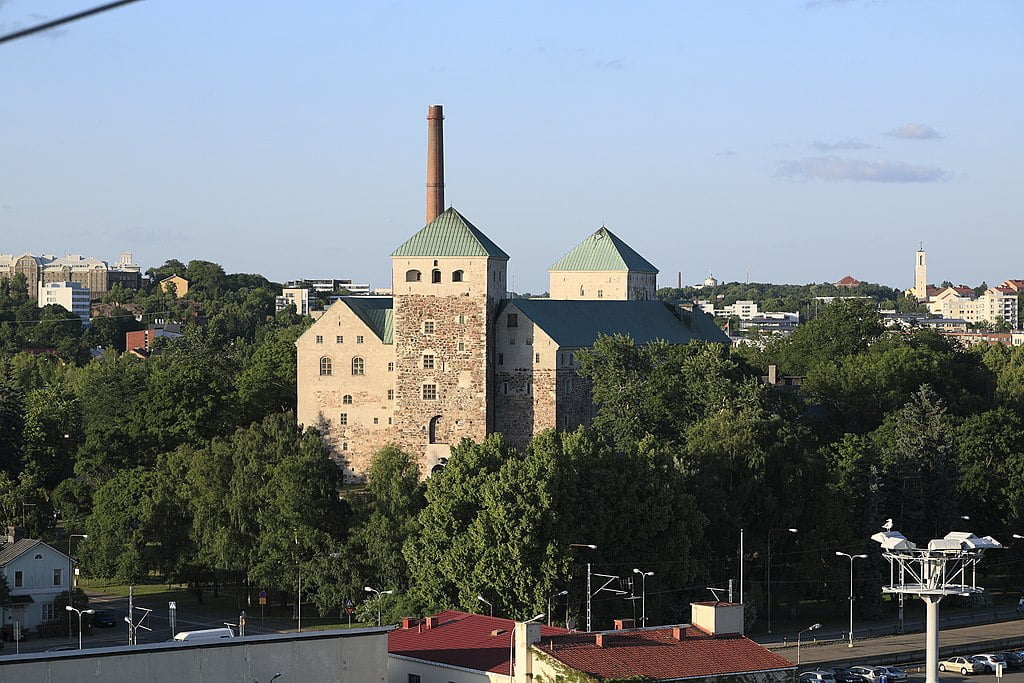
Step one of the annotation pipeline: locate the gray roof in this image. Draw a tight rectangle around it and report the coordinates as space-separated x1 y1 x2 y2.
505 299 728 348
339 297 393 344
391 208 509 259
549 227 657 273
0 538 71 566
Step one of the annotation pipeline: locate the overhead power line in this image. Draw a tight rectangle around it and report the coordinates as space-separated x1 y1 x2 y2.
0 0 144 46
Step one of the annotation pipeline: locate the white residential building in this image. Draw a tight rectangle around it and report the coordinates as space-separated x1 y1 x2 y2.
276 287 314 315
928 285 1019 328
38 281 91 321
0 536 75 631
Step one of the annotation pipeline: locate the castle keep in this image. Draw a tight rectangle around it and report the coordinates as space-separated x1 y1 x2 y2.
295 107 728 481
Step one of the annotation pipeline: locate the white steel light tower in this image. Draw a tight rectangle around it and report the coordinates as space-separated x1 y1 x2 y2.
872 529 1003 683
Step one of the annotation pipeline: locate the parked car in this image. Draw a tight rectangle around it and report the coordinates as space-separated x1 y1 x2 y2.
800 671 838 683
91 610 117 628
876 666 908 682
826 667 867 683
939 657 985 675
972 654 1007 673
849 666 887 682
998 652 1023 670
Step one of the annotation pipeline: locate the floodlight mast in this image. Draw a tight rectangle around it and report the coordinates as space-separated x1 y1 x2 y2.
872 529 1002 683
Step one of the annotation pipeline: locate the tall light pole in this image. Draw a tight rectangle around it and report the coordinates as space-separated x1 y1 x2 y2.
547 590 567 626
632 568 653 626
569 543 596 631
739 527 745 605
67 533 87 637
364 586 394 627
836 551 868 648
766 528 797 635
477 594 493 617
65 605 94 649
796 622 821 664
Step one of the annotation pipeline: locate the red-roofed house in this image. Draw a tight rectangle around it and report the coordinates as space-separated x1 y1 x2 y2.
387 604 795 683
1001 279 1024 292
834 275 861 289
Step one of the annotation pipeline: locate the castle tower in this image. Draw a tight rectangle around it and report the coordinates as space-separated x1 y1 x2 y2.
914 245 928 300
390 208 509 472
548 226 658 300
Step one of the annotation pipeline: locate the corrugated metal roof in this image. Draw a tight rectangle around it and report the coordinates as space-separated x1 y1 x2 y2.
390 208 509 259
548 227 657 273
504 299 728 347
0 538 71 566
341 297 393 344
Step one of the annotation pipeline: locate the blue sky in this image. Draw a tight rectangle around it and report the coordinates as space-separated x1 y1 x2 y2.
2 1 1022 293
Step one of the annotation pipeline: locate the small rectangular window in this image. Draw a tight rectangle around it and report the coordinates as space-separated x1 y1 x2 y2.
458 314 465 324
422 384 437 400
53 568 62 586
502 382 509 395
498 353 504 365
373 417 379 425
535 353 540 363
315 335 323 344
388 417 393 425
336 335 344 344
387 389 394 400
357 335 364 344
388 362 394 372
458 341 465 352
339 413 348 425
507 313 519 328
423 321 435 334
408 675 422 683
509 337 515 345
423 354 435 370
14 570 23 588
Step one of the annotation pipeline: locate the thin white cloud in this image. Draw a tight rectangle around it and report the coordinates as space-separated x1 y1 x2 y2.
811 139 873 151
776 156 947 183
886 123 944 140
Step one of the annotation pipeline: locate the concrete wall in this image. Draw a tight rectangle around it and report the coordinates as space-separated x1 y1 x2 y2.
0 627 388 683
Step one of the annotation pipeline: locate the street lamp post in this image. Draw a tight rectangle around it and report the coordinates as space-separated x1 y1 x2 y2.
547 590 567 626
835 551 868 648
796 622 821 664
67 533 88 637
477 594 493 617
766 528 797 635
65 605 95 649
632 569 654 627
739 527 744 605
364 586 394 627
569 543 596 631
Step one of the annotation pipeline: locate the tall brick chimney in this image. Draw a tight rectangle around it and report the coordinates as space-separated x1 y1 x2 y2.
426 104 445 223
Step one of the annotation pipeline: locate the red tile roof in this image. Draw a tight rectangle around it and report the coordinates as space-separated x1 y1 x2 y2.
537 626 795 681
387 610 567 675
835 275 861 287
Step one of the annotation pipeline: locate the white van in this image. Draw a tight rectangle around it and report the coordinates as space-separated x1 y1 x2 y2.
172 627 235 642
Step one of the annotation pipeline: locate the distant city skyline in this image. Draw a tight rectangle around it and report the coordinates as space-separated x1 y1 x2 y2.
3 1 1021 293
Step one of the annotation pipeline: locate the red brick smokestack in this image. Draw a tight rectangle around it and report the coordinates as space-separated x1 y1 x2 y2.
426 104 444 223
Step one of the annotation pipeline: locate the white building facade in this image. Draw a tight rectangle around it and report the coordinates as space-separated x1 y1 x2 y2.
0 538 75 631
38 281 91 321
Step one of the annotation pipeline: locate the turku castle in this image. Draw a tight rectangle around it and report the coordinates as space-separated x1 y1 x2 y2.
296 107 727 481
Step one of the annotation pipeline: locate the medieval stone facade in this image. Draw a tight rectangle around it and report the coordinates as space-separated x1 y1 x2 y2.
296 209 727 481
0 252 141 301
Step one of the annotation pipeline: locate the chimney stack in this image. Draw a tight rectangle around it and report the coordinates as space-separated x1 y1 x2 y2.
426 104 445 223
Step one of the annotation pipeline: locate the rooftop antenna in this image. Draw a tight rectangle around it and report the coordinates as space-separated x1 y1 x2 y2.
872 528 1002 683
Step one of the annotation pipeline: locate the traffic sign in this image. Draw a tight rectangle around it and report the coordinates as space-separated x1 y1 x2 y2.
258 590 267 599
259 597 267 605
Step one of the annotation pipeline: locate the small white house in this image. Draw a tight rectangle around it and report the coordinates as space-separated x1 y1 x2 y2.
0 537 75 631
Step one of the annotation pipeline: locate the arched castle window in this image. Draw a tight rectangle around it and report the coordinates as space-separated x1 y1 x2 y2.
452 270 464 282
406 269 421 282
342 395 352 404
352 357 365 375
319 357 332 376
428 415 443 444
432 269 441 284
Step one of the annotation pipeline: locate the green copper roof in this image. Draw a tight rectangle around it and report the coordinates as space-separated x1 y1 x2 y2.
391 207 509 259
500 299 727 347
548 227 658 273
341 297 393 344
